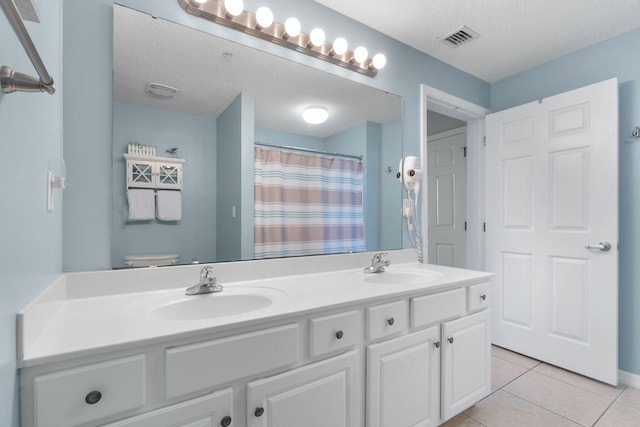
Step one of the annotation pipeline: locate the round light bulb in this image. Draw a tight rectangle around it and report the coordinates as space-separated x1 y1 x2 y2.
192 0 208 4
255 7 273 28
224 0 243 17
303 106 329 125
284 17 301 38
353 46 368 64
332 37 348 55
309 28 326 47
372 53 387 70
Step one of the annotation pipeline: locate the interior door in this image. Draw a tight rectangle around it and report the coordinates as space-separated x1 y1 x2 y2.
427 127 467 267
485 78 618 384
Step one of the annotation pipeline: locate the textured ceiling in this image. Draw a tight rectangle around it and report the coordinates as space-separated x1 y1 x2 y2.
315 0 640 82
113 5 401 139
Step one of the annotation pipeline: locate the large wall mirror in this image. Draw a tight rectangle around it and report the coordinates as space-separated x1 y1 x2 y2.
112 4 404 268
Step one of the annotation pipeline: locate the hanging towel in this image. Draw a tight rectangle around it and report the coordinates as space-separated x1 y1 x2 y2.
127 189 155 221
156 190 182 221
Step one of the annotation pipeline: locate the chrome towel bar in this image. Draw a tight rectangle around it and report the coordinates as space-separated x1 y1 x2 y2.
0 0 55 94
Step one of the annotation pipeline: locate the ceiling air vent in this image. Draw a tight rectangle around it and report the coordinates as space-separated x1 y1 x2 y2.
438 26 479 47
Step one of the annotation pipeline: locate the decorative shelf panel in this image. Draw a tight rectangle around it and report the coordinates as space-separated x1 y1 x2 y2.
124 154 184 190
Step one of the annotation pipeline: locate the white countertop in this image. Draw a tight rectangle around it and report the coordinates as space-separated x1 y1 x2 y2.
18 255 492 368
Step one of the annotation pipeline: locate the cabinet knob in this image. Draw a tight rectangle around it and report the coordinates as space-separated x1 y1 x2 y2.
448 337 454 344
434 341 440 349
480 294 487 301
85 391 102 405
335 330 344 339
221 415 232 426
387 317 395 326
255 407 264 417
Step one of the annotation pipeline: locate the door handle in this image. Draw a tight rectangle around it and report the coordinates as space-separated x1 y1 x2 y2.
585 242 612 251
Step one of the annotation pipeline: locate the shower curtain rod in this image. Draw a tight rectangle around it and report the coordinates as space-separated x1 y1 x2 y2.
0 0 55 94
255 141 363 161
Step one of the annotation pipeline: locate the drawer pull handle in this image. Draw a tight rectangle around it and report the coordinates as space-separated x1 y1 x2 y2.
336 330 344 339
434 341 440 349
448 337 454 344
387 317 395 326
221 415 232 426
255 407 265 417
480 294 487 301
85 391 102 405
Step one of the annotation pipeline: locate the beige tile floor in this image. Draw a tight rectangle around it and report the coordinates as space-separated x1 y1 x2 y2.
442 346 640 427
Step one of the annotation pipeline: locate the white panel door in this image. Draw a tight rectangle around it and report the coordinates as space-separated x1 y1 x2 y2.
486 78 618 384
427 127 467 267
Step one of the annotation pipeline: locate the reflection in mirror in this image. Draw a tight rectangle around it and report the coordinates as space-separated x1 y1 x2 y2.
112 5 403 268
426 110 467 268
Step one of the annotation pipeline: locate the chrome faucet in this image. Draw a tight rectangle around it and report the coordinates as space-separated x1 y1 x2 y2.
186 266 223 295
364 252 390 274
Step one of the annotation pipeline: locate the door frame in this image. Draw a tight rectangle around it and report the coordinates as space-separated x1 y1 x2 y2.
420 85 491 270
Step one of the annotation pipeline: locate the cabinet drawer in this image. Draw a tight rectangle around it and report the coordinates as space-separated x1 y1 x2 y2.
33 355 145 427
366 300 407 341
467 282 490 312
103 388 233 427
166 324 299 399
410 288 466 328
309 310 359 357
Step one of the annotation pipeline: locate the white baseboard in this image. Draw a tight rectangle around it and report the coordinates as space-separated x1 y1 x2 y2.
619 370 640 389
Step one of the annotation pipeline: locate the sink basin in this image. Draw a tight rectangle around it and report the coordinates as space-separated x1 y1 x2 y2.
361 268 443 286
128 286 284 321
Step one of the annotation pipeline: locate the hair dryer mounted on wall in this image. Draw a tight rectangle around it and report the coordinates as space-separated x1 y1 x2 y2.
397 156 424 262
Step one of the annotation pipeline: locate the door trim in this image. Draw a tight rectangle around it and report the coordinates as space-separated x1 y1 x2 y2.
420 85 491 270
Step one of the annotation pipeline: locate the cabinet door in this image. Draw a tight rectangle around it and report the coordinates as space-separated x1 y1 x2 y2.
367 327 440 427
246 350 360 427
441 309 491 421
156 161 182 189
102 388 233 427
127 159 155 188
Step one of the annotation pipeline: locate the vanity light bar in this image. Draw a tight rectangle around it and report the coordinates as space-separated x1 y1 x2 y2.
178 0 384 78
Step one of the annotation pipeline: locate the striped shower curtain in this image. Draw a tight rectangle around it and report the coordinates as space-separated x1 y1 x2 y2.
254 146 365 258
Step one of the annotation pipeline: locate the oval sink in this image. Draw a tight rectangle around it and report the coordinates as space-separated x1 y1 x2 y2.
150 294 273 321
362 268 443 286
128 286 284 321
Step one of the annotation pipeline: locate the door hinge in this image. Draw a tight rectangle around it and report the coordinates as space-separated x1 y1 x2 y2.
483 222 486 232
462 146 467 157
464 221 467 231
483 136 486 146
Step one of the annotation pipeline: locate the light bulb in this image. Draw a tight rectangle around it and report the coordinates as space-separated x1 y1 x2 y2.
309 28 326 47
255 7 273 29
284 17 301 38
353 46 368 64
303 106 329 125
372 53 387 70
192 0 208 3
224 0 243 17
332 37 348 55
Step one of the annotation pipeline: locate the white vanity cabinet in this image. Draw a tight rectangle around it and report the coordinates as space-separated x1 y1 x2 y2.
20 273 492 427
366 288 491 426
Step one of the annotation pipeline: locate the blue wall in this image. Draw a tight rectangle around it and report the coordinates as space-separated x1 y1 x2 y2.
0 1 63 425
112 101 217 267
490 28 640 376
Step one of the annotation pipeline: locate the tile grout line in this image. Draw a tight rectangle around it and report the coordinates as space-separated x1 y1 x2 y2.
499 388 588 427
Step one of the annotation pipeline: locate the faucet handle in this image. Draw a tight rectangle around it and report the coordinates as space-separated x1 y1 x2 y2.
373 252 388 262
200 266 214 280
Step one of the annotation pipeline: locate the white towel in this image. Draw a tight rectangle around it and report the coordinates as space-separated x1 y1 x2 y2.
127 189 155 221
156 190 182 221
